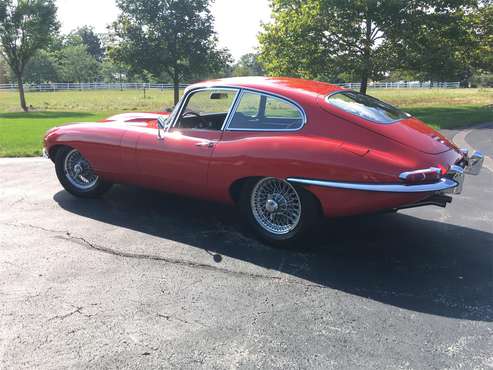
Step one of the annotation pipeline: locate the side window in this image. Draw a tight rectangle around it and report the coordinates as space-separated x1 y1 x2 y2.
228 91 304 131
176 89 237 130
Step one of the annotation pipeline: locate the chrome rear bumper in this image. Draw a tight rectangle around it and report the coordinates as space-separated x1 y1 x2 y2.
444 150 484 195
465 151 484 175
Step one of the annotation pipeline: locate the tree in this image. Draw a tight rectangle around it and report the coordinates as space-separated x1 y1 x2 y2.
259 0 481 94
58 45 100 83
100 58 131 84
111 0 229 104
467 2 493 74
23 49 58 83
232 53 264 77
387 1 485 85
0 0 58 111
0 54 7 83
67 26 105 61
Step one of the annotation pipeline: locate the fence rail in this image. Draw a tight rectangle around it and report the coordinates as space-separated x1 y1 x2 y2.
338 81 461 89
0 82 190 92
0 81 461 92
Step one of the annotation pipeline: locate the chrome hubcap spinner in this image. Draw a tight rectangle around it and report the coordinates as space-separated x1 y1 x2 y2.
251 178 302 235
64 149 99 190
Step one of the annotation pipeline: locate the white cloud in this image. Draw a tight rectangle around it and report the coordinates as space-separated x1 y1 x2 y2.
56 0 271 61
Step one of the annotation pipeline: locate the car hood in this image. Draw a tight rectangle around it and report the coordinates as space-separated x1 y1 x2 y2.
101 112 169 127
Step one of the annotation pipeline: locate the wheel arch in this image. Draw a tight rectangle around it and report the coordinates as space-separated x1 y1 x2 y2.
228 176 324 217
48 144 72 162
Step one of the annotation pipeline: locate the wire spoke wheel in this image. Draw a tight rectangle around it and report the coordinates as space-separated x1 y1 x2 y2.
63 149 98 190
251 177 302 235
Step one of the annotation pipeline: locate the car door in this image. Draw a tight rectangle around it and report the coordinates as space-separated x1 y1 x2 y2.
135 88 239 198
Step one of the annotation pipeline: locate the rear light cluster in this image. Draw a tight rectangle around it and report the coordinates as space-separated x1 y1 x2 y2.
399 167 443 184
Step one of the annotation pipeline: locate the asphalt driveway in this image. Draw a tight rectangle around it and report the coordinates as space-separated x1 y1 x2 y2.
1 127 492 369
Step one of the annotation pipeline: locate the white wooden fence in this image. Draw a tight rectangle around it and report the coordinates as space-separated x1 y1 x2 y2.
0 81 461 92
338 81 460 89
0 82 189 92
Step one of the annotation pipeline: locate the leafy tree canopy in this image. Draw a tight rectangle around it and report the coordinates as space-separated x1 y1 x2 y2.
0 0 58 110
58 44 100 83
232 53 264 77
258 0 486 93
22 49 58 83
66 26 105 61
111 0 231 104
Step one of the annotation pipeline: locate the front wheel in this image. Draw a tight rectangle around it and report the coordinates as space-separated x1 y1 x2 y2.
239 177 320 248
55 146 112 198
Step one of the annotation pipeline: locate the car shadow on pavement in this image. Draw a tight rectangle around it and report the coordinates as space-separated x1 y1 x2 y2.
54 185 493 322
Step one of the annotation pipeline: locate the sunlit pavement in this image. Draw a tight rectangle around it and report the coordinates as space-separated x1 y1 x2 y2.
1 127 492 369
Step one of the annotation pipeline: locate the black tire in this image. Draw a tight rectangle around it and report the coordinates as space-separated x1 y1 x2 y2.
55 146 112 198
239 177 320 248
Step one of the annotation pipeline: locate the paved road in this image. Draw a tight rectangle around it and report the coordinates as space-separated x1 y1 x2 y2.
1 128 492 369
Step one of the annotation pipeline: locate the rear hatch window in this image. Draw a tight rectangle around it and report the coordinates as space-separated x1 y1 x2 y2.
326 91 409 124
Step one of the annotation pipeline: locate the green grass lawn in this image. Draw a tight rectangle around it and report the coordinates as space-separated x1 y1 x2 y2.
0 88 492 157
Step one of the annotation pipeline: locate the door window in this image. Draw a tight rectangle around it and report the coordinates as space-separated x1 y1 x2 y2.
176 89 238 131
227 91 305 131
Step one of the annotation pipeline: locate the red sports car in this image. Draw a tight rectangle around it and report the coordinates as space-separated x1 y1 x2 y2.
43 77 484 246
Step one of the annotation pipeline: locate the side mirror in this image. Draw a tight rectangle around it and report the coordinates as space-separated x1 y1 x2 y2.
157 116 170 140
165 107 173 113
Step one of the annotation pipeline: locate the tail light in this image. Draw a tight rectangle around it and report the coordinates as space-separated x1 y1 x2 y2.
399 167 442 184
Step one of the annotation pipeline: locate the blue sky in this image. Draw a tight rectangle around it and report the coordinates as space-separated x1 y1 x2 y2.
57 0 272 61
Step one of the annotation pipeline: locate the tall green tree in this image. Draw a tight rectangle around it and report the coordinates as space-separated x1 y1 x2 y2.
58 45 100 83
67 26 105 61
111 0 229 104
233 53 264 77
259 0 481 94
0 0 58 111
388 1 486 85
0 54 7 83
22 49 58 83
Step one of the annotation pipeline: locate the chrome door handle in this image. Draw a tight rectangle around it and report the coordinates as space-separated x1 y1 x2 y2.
196 140 216 148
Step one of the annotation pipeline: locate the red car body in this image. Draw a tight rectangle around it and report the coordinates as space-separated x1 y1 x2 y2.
43 77 482 219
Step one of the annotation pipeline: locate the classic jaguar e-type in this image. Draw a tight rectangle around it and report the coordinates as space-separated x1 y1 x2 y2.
43 77 484 246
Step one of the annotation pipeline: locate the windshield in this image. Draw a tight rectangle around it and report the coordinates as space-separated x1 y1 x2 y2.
326 91 410 124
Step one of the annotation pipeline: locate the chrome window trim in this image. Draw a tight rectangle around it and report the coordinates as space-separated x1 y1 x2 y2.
221 89 243 131
170 87 241 130
287 177 459 193
222 88 307 132
325 90 410 125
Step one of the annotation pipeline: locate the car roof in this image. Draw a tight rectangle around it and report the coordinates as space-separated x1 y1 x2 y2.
186 76 345 99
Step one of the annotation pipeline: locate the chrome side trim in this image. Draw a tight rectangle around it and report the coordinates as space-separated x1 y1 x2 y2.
287 177 458 193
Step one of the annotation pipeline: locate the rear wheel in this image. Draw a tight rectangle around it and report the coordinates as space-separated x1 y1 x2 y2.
240 177 320 248
55 146 112 198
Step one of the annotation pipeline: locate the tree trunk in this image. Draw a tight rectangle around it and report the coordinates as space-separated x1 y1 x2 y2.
360 16 373 95
17 75 28 112
360 69 369 95
173 79 180 106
